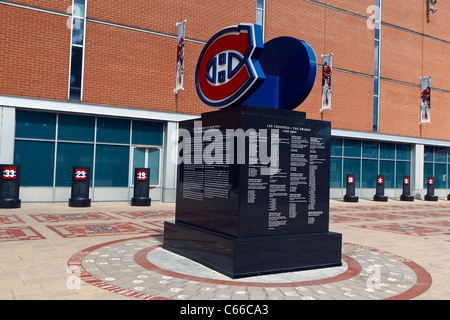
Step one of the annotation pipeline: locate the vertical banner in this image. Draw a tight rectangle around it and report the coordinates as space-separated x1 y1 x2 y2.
321 53 333 112
175 20 186 93
420 76 431 124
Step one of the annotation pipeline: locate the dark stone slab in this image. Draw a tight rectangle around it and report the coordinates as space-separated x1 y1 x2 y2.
69 167 91 207
0 164 21 208
164 221 342 279
131 168 151 206
163 106 342 278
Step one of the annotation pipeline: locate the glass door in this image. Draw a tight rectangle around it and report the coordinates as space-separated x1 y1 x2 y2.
132 147 161 186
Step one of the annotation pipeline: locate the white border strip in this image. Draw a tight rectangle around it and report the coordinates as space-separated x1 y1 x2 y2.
0 95 199 122
332 128 450 147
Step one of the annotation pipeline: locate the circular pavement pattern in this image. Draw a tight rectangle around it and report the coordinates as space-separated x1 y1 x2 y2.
68 235 432 300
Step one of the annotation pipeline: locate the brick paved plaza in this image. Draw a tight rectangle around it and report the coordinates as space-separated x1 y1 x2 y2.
0 199 448 300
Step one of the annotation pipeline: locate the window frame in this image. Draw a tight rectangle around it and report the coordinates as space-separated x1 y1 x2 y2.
68 0 87 101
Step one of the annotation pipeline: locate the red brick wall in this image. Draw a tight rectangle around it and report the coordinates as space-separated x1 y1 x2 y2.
0 5 70 100
1 0 450 141
10 0 72 13
86 0 256 43
302 69 374 132
379 81 421 137
82 0 256 115
82 22 212 115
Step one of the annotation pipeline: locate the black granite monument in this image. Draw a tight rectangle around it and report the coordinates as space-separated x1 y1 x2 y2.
163 23 342 278
0 164 21 208
69 166 91 207
373 175 388 202
163 106 342 278
131 168 151 206
424 177 438 201
343 174 358 202
400 176 414 201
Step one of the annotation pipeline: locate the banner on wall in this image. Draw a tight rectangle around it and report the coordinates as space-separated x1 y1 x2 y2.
175 20 186 93
420 76 431 124
321 53 333 112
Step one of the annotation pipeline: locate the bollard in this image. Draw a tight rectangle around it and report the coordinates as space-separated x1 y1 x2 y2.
131 168 151 206
373 175 388 201
343 174 358 202
400 176 414 201
424 177 438 201
0 164 21 208
69 166 91 207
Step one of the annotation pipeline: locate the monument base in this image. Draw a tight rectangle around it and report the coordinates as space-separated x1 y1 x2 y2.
400 194 415 201
163 221 342 279
0 199 21 209
69 198 91 207
373 195 388 202
131 197 151 206
343 195 359 202
424 194 438 201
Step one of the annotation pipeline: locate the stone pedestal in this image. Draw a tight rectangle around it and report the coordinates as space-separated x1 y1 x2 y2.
400 176 414 201
373 175 388 202
69 167 91 207
0 164 21 208
163 106 342 278
343 174 358 202
424 177 438 201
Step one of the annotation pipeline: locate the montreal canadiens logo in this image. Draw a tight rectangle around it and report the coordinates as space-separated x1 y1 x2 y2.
195 24 265 108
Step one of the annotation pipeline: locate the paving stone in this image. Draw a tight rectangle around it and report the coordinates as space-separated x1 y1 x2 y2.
0 200 447 300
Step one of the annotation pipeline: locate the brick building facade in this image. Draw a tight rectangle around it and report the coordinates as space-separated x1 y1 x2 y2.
1 0 449 202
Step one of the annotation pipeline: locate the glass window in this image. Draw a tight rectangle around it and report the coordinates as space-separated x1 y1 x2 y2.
148 149 160 186
448 164 450 187
95 145 129 187
330 138 342 157
396 161 411 188
132 120 163 146
396 144 411 161
256 0 264 26
362 141 378 159
423 163 434 188
434 164 447 189
343 158 360 188
434 147 447 163
256 9 263 25
379 160 394 188
73 0 85 17
133 148 146 170
58 114 95 142
343 139 361 158
69 46 83 100
97 117 130 144
56 142 94 186
424 146 434 162
14 140 55 186
361 159 377 188
380 142 395 159
71 18 84 46
330 157 342 188
15 110 56 140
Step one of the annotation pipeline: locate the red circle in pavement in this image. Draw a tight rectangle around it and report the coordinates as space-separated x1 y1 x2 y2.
134 245 360 288
68 237 432 300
